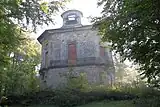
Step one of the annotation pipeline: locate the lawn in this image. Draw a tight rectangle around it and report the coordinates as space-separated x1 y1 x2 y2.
12 100 135 107
77 101 135 107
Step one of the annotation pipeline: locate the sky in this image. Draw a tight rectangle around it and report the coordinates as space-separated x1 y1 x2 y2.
35 0 102 37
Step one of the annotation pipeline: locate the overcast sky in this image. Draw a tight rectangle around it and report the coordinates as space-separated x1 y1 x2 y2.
35 0 102 37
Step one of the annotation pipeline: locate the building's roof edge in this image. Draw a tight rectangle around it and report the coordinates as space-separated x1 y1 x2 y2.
61 9 83 17
49 25 92 31
37 30 47 44
37 25 94 43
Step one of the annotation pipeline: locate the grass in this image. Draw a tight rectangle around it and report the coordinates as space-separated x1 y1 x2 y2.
12 105 55 107
12 100 135 107
77 100 135 107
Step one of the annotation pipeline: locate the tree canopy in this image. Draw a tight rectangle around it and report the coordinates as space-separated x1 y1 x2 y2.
0 37 41 95
0 0 69 65
0 0 69 95
94 0 160 87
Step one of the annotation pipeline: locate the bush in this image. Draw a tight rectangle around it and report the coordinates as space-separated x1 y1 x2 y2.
6 87 138 107
7 91 55 105
7 81 154 107
53 89 81 107
134 97 160 107
132 86 160 107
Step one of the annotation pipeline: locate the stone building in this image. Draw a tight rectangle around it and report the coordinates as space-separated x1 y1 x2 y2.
37 10 115 89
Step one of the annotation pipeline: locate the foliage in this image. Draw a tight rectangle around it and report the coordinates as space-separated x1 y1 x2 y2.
53 89 82 107
64 68 90 91
12 100 135 107
12 101 134 107
48 67 139 107
134 97 160 107
0 96 8 106
4 78 160 107
5 85 138 107
0 38 41 96
94 0 160 87
133 87 160 107
114 55 139 84
0 0 69 97
114 56 128 83
0 0 69 66
77 101 134 107
0 0 68 31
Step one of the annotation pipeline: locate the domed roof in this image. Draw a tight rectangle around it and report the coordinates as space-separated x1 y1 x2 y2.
61 9 83 18
61 10 83 28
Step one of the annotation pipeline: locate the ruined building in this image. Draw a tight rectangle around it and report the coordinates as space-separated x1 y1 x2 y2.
37 10 115 89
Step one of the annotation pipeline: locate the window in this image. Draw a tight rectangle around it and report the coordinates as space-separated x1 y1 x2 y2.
100 46 105 57
41 72 45 80
45 43 48 47
45 51 48 68
68 15 76 20
66 14 78 25
55 49 61 60
68 43 77 65
44 40 48 50
99 72 106 83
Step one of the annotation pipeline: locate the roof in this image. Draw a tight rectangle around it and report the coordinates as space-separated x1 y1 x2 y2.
61 9 83 18
37 25 94 44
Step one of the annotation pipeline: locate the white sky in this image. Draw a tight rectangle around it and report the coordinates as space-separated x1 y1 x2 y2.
35 0 102 37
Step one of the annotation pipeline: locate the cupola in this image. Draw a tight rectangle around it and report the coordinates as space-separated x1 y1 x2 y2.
61 10 83 28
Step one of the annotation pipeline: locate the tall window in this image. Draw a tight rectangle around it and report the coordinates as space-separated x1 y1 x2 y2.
100 46 105 57
45 51 48 68
68 43 77 65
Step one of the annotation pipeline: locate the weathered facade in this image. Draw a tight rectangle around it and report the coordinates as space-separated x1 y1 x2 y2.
37 10 115 89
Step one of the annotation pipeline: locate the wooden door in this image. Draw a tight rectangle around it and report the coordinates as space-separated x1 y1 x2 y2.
68 44 77 65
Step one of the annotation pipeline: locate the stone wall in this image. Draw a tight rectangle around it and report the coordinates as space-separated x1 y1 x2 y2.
38 25 115 89
40 26 112 69
40 65 114 89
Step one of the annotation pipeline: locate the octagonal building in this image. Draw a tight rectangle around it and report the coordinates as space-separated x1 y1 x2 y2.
37 10 115 89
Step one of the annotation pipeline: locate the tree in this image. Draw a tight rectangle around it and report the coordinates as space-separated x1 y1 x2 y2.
114 55 128 83
0 0 69 65
0 0 70 95
0 37 41 95
94 0 160 87
114 55 139 85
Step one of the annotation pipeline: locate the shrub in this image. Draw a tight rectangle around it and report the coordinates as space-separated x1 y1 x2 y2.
134 97 160 107
7 78 152 107
53 89 78 107
6 87 139 107
132 86 160 107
